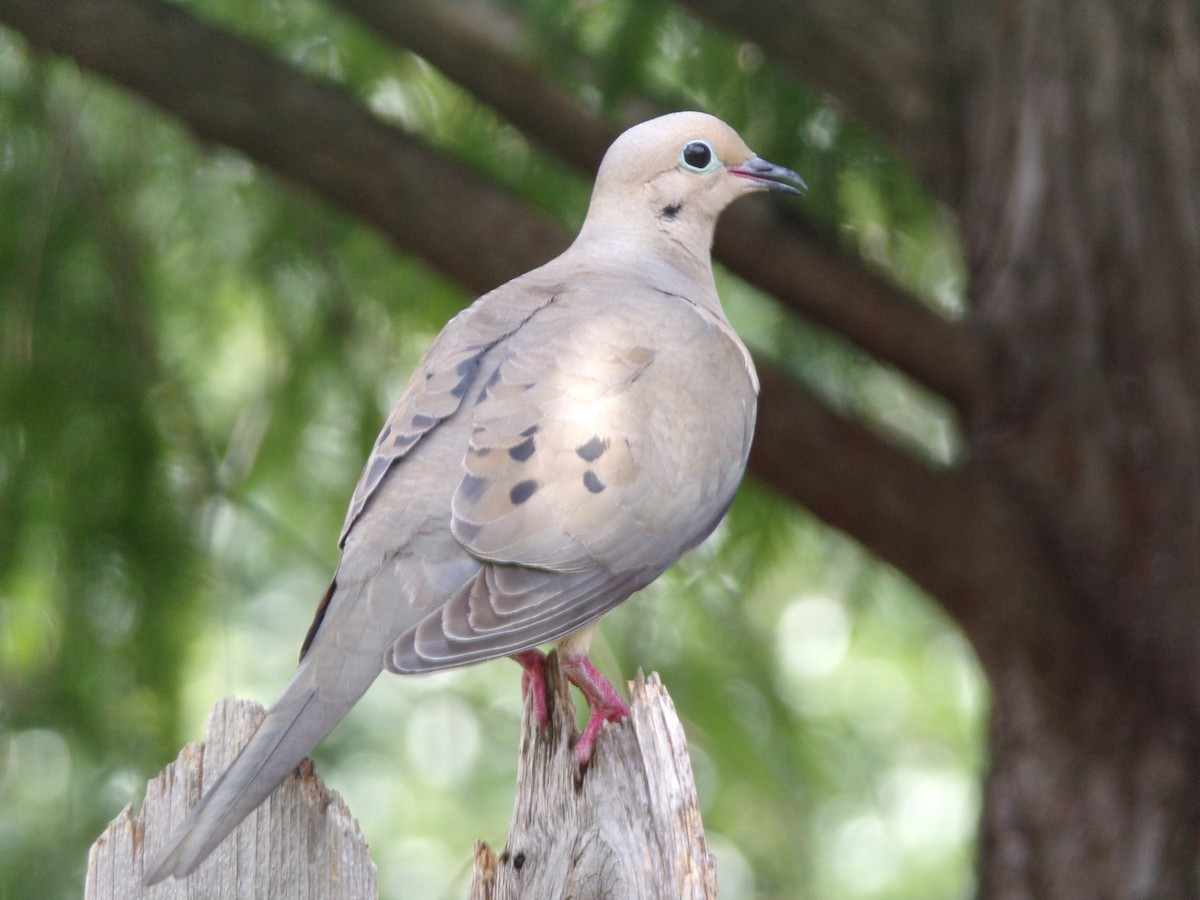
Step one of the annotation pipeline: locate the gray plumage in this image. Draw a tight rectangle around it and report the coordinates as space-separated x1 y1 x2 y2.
144 110 802 884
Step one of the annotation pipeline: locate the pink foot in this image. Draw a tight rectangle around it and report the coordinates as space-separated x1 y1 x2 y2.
511 649 549 725
559 651 630 765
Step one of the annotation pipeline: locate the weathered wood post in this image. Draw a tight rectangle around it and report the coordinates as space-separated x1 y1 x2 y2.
90 655 715 898
470 653 717 899
85 698 376 899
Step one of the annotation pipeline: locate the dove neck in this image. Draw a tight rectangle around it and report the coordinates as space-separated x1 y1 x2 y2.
573 207 720 305
568 229 720 311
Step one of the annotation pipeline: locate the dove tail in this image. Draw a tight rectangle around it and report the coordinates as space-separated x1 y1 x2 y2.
143 584 385 884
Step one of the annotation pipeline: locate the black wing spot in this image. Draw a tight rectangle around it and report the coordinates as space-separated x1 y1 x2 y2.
509 435 536 462
575 435 607 462
411 413 436 429
521 424 539 437
510 480 538 505
583 470 606 494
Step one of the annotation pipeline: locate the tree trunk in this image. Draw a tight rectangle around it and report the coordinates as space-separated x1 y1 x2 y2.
978 634 1200 897
953 2 1200 893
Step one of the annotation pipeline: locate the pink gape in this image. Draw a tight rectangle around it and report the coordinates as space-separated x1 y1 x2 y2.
511 650 631 764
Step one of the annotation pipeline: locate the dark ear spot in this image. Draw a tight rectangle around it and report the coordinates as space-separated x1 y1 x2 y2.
659 203 683 220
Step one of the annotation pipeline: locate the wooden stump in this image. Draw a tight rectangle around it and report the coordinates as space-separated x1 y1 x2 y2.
85 697 376 899
470 653 718 899
91 660 713 898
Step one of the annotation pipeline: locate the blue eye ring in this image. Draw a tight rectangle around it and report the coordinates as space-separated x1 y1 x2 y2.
680 139 717 172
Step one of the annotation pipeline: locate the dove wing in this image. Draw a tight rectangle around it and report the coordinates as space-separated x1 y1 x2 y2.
391 282 757 670
337 279 563 547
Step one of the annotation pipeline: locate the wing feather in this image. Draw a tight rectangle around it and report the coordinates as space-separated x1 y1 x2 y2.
389 564 660 670
336 274 565 547
338 337 491 545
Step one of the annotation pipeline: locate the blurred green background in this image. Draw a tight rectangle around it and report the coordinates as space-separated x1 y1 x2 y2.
0 2 983 897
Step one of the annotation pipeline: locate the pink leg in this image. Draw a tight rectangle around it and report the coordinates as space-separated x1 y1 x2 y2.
511 649 549 725
558 651 630 765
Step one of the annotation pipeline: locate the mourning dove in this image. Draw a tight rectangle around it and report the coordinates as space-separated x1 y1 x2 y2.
144 110 804 883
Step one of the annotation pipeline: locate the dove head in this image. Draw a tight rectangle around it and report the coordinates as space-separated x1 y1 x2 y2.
577 111 804 267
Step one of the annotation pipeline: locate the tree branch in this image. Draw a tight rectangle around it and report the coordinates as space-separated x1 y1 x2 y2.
0 0 570 298
0 0 1039 629
332 0 976 409
752 363 1067 634
681 0 957 198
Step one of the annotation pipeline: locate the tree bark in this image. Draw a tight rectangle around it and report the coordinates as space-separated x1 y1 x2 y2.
958 0 1200 713
950 2 1200 894
978 632 1200 898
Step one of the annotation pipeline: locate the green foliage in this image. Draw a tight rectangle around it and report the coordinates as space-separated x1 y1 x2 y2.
0 5 979 899
0 60 201 896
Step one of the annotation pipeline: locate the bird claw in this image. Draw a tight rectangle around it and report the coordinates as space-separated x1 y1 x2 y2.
572 701 629 766
511 648 629 765
559 651 630 766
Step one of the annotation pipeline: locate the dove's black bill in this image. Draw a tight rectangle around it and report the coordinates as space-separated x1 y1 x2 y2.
729 157 807 195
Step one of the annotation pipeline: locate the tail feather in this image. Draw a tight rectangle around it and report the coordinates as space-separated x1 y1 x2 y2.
143 584 387 884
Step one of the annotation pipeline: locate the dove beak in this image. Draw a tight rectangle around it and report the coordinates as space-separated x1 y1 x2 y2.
728 157 807 195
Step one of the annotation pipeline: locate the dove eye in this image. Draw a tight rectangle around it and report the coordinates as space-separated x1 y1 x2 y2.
680 140 716 172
